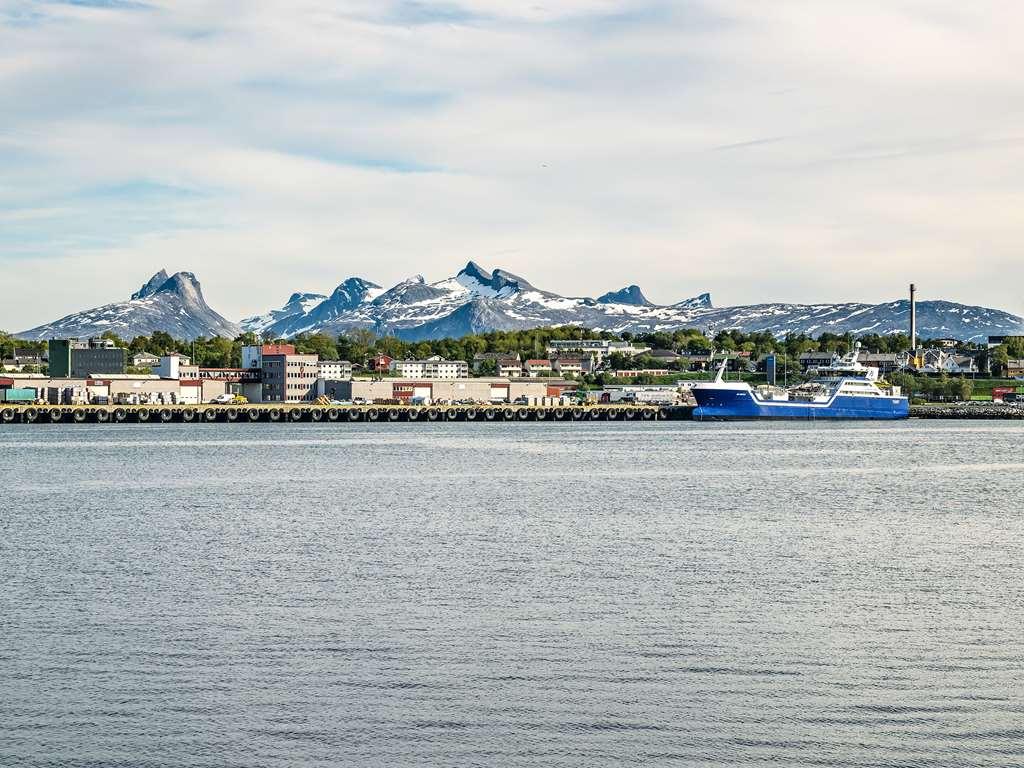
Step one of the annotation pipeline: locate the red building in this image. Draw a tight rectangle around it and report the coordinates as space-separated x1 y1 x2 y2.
370 354 393 373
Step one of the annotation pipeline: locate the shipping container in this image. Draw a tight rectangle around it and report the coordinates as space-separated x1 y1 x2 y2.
0 387 38 403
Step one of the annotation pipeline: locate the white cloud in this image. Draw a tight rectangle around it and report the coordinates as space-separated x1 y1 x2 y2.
1 0 1023 331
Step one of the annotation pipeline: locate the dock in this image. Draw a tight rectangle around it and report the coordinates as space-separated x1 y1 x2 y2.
909 403 1024 419
0 403 692 425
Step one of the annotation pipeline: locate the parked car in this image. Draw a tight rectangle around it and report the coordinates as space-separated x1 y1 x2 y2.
210 393 245 404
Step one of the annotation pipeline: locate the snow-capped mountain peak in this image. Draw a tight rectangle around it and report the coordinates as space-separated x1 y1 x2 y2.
454 261 526 298
240 290 328 335
597 285 652 306
18 269 239 341
674 292 713 310
131 269 171 300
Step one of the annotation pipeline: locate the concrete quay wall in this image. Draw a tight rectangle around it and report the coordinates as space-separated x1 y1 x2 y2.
0 403 692 425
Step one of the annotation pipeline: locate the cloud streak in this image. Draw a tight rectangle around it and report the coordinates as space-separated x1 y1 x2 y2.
1 0 1023 329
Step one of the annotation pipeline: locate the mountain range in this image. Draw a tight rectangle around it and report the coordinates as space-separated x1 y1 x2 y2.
16 262 1024 343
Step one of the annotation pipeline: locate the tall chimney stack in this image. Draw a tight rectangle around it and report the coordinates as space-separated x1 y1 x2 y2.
909 283 917 351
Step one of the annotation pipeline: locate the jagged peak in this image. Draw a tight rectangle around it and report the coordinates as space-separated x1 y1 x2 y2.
597 285 651 307
131 269 170 300
674 292 713 309
342 276 381 290
154 271 204 302
286 291 322 304
456 262 531 296
492 268 532 289
458 261 493 282
316 278 382 314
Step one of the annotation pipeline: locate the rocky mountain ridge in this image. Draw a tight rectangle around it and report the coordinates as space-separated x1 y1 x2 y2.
17 263 1024 343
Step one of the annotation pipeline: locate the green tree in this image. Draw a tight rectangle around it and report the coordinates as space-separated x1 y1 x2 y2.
991 345 1009 375
149 331 177 355
1005 336 1024 359
956 378 974 402
339 328 376 365
99 330 127 348
295 332 340 361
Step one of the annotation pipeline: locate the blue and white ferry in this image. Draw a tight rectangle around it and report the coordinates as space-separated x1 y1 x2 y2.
692 344 909 420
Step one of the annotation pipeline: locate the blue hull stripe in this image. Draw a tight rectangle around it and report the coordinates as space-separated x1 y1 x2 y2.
692 388 909 421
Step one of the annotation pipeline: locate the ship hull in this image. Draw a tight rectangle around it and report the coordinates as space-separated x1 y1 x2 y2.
692 387 909 421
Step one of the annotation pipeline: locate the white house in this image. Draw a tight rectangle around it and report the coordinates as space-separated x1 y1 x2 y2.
523 359 553 377
131 352 161 368
318 360 353 381
154 354 197 380
551 357 585 376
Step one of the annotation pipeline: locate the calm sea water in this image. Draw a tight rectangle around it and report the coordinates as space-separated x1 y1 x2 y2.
2 421 1023 767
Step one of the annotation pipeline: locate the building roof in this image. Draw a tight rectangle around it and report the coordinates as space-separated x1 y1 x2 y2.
474 352 521 361
87 373 161 380
525 359 551 365
262 344 295 355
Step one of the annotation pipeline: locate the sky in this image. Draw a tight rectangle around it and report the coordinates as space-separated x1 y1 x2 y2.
2 0 1023 331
